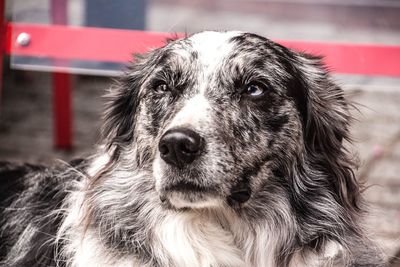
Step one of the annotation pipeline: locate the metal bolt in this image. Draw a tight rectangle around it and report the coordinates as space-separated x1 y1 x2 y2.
16 32 31 47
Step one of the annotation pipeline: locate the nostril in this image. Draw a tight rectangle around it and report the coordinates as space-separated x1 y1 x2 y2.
179 137 204 155
159 143 169 155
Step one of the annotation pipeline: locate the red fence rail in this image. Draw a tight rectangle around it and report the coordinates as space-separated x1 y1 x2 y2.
6 22 400 77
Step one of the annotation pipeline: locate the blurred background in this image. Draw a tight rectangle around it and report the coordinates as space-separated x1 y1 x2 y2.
1 0 399 265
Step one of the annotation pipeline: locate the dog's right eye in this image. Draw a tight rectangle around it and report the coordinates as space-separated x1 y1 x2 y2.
244 84 264 97
154 83 170 93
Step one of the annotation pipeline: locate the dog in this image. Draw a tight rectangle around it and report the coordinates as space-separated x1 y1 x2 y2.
0 31 386 267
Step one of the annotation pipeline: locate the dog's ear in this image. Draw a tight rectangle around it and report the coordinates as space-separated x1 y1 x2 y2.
297 53 361 211
102 56 147 159
297 54 350 151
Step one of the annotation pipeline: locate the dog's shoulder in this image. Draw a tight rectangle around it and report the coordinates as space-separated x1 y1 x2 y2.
0 159 85 209
0 161 47 206
0 159 86 267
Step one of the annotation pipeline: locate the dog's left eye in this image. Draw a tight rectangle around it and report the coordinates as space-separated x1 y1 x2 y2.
154 83 170 93
243 83 265 97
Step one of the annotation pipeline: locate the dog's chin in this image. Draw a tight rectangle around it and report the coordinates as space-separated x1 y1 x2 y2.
161 191 222 210
154 161 223 209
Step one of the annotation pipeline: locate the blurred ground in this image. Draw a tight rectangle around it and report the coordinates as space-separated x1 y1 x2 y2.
2 0 400 265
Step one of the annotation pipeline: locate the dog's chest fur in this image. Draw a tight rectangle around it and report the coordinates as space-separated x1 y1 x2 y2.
68 209 274 267
68 210 341 267
151 212 256 267
60 157 342 267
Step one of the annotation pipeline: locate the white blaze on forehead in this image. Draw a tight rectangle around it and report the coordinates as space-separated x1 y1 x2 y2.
188 31 241 79
188 31 241 64
166 31 241 130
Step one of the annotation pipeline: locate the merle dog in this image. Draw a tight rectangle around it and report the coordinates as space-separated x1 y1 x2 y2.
0 31 386 266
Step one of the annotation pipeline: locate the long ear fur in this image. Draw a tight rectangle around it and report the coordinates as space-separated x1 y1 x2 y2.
101 56 148 160
297 53 361 213
275 52 367 257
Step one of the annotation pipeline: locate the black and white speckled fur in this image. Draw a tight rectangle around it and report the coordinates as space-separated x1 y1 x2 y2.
0 31 386 267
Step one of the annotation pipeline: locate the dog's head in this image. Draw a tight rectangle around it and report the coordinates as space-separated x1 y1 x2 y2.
101 31 359 215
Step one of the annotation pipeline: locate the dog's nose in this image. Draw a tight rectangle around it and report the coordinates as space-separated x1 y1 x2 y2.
159 128 204 168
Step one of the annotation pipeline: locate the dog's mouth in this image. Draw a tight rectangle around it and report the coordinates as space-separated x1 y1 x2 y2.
164 181 216 193
159 181 221 209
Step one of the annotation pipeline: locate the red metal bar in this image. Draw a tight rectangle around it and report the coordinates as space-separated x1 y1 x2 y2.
6 23 179 63
52 72 72 149
6 23 400 76
278 40 400 77
51 0 72 149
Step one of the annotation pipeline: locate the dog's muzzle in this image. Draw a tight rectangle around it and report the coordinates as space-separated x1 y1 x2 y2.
158 128 205 168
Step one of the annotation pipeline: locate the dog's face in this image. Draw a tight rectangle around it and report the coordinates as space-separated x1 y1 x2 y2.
146 31 304 209
118 31 305 210
102 31 354 214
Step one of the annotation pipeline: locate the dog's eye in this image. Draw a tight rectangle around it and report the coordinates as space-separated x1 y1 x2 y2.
243 84 265 97
154 83 170 93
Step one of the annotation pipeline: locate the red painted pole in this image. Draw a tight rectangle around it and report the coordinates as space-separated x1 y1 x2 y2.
50 0 72 149
52 72 72 149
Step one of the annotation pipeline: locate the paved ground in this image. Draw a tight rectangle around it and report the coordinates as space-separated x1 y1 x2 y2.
2 0 400 265
347 85 400 266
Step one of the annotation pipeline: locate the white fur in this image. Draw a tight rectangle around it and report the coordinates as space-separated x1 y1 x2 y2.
152 155 164 192
167 192 222 209
153 211 244 267
190 31 240 83
86 151 110 177
166 94 212 131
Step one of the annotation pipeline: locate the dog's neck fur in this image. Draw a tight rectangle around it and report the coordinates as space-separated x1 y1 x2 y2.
57 155 343 267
